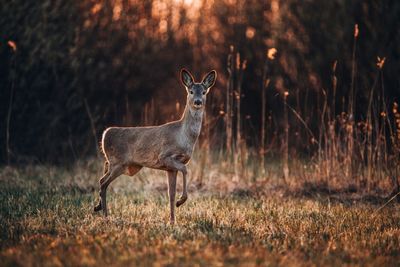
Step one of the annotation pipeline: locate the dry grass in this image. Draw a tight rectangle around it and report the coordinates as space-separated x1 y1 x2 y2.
1 160 399 266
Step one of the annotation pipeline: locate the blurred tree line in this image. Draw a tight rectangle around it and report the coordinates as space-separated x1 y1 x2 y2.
0 0 399 164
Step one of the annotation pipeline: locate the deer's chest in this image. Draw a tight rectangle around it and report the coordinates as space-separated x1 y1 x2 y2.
176 135 195 156
170 118 202 160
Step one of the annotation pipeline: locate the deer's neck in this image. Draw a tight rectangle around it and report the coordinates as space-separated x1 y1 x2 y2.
180 103 203 141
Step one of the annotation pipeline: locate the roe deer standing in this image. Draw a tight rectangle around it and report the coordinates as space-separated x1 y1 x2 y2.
94 69 217 224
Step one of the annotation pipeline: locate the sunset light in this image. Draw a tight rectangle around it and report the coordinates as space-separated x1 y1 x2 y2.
1 0 399 266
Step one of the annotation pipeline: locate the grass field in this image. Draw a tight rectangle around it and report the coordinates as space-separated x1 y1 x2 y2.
1 160 399 266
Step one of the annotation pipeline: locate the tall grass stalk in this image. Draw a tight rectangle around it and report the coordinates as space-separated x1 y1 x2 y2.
225 46 234 158
261 75 269 175
234 53 247 179
283 91 289 183
261 49 275 175
5 42 17 165
83 97 100 156
345 24 359 184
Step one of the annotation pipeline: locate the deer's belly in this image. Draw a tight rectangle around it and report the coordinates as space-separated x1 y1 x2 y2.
127 137 193 169
129 149 159 167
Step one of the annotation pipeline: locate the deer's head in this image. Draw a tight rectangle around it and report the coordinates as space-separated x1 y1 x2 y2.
181 69 217 110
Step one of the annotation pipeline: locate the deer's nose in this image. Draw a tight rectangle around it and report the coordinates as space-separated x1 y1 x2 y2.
194 99 202 106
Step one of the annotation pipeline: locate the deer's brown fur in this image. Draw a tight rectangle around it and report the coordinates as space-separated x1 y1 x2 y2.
94 69 217 224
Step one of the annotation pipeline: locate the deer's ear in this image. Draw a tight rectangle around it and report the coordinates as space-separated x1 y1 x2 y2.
202 70 217 91
181 69 194 88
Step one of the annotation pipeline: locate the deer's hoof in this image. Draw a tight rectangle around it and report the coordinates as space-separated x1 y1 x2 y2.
176 195 188 207
94 202 102 212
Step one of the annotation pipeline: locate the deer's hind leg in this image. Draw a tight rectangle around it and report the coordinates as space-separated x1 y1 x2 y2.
103 161 109 175
94 163 141 215
93 163 124 216
94 161 110 212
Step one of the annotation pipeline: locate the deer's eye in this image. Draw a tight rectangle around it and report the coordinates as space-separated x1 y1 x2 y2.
190 90 194 94
202 91 206 95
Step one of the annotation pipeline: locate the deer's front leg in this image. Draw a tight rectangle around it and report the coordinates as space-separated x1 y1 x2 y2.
176 169 187 207
167 170 177 224
162 155 188 208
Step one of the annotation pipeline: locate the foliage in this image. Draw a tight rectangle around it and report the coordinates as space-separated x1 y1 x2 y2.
1 0 399 164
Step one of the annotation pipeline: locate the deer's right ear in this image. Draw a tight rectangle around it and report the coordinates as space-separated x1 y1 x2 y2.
181 69 194 88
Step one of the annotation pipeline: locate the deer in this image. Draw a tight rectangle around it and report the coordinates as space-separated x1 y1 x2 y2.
94 69 217 224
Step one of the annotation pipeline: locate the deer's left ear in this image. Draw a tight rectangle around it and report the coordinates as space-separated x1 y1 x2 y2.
201 70 217 92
